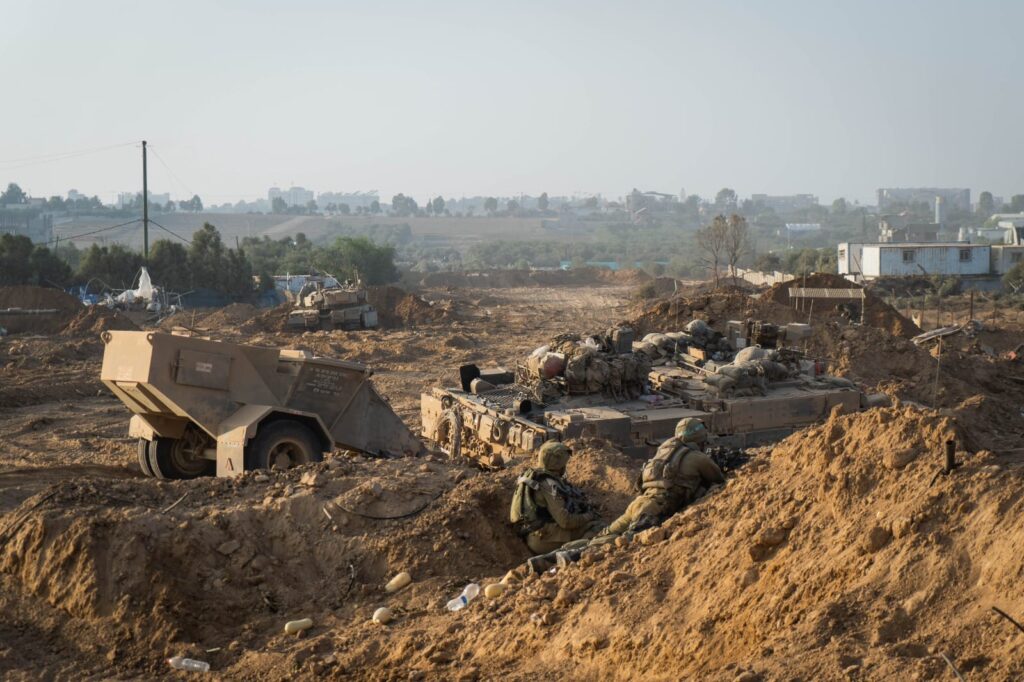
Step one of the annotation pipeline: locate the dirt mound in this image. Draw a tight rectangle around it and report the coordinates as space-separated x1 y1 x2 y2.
278 406 1019 681
0 286 82 334
198 303 259 329
630 288 760 336
366 286 451 328
813 322 1024 450
0 445 637 676
60 307 139 337
764 273 921 338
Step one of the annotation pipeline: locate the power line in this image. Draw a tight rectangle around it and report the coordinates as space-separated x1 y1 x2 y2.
147 145 195 198
0 141 138 170
148 218 192 245
43 218 142 247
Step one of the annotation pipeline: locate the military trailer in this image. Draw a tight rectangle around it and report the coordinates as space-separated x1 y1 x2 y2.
286 282 378 331
101 330 420 479
421 323 887 467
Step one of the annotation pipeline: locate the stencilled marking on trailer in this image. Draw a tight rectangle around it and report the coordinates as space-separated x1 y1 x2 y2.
304 367 348 397
195 362 213 373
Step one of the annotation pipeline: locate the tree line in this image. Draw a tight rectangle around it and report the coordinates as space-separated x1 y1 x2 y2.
0 224 400 295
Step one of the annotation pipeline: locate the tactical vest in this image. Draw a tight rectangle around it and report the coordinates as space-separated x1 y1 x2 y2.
510 469 590 537
640 437 698 498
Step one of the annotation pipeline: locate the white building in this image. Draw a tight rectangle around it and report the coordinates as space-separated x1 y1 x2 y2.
839 242 991 280
268 186 315 208
116 191 171 208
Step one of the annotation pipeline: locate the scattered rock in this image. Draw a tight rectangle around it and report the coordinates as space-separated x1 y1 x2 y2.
640 527 667 545
216 539 241 556
884 447 919 470
863 525 892 553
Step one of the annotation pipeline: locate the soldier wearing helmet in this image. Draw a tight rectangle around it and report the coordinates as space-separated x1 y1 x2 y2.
526 417 724 572
509 441 603 554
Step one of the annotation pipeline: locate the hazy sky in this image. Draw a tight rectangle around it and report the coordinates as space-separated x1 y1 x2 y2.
2 1 1021 205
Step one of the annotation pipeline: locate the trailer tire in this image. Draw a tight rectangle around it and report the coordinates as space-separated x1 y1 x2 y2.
246 420 324 471
148 433 215 480
137 439 154 477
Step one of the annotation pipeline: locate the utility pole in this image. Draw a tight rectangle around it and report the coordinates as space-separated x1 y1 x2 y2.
142 140 149 262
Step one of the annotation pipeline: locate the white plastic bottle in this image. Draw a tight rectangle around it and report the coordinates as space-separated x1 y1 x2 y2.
167 656 210 672
446 583 480 612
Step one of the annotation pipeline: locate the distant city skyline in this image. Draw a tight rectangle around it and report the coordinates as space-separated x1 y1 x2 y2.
2 1 1021 206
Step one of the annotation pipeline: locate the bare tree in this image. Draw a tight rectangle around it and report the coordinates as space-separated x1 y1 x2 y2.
697 215 729 288
724 213 750 283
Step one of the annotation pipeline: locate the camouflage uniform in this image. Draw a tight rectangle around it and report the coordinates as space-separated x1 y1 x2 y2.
510 442 602 554
527 418 724 572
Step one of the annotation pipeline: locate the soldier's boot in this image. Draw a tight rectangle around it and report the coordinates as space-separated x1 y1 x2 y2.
555 549 583 568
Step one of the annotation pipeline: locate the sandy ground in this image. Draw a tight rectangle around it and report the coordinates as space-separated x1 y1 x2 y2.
1 280 1023 680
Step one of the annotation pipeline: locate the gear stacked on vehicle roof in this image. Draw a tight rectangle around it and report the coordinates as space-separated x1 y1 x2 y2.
421 320 889 467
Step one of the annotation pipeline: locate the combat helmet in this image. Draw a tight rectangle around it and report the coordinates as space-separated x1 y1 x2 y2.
536 441 571 475
675 417 708 444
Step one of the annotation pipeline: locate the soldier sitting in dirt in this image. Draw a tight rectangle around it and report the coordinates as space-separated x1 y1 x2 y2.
526 418 724 572
509 441 604 554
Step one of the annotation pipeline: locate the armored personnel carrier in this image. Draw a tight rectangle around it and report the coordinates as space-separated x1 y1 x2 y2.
286 281 378 331
421 321 887 467
102 330 420 478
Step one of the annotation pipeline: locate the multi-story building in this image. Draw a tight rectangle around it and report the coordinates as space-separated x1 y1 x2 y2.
316 191 380 210
268 186 315 208
877 188 970 212
749 193 819 212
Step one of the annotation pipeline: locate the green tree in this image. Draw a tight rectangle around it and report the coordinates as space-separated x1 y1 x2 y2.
148 240 191 291
507 198 520 212
538 192 549 211
715 188 737 210
271 196 287 213
1010 195 1024 213
31 247 72 285
0 234 34 284
187 223 251 294
831 197 848 215
77 243 144 288
370 200 381 214
317 236 398 285
484 197 498 213
0 183 27 205
338 203 351 215
55 241 81 271
0 235 72 286
432 196 445 215
306 199 318 214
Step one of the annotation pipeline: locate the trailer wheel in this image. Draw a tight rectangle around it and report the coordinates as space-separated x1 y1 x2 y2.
148 429 215 480
137 439 154 477
246 420 324 471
